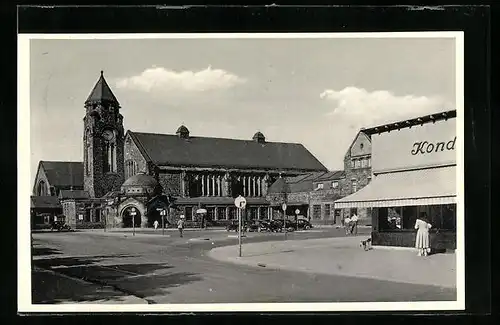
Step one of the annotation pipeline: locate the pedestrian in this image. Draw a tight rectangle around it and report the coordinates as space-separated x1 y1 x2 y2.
414 212 432 256
177 215 185 238
350 213 359 235
344 216 351 235
153 220 159 231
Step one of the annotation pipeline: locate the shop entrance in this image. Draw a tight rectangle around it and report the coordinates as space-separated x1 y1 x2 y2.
121 206 141 228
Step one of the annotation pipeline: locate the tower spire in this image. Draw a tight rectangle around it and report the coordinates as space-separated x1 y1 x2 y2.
85 70 120 105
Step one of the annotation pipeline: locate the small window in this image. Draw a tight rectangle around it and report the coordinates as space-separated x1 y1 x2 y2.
350 160 355 168
352 180 358 192
367 157 371 167
332 181 338 188
316 183 324 190
360 143 364 149
355 159 361 169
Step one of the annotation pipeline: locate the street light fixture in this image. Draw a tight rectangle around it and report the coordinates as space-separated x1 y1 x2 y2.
130 207 137 236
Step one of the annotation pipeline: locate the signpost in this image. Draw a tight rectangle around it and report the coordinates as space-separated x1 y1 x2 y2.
282 203 287 239
295 209 300 231
130 207 137 236
157 208 166 236
234 195 247 257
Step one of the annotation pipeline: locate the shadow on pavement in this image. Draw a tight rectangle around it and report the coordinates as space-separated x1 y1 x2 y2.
32 253 203 303
32 246 63 256
32 269 131 304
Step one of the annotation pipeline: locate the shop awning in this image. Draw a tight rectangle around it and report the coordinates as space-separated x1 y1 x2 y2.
334 166 456 209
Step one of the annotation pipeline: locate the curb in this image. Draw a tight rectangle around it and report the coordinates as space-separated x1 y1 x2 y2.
373 245 418 252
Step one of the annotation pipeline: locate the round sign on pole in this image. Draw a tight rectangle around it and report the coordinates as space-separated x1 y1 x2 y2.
295 209 300 215
234 195 247 209
282 203 287 211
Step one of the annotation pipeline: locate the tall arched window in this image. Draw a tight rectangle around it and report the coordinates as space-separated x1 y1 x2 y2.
37 180 48 196
125 160 137 179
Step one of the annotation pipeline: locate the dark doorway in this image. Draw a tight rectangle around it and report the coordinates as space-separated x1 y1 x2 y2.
122 207 142 228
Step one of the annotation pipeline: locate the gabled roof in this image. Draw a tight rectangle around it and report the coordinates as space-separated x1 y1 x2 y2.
268 177 291 194
313 170 345 181
58 190 90 200
30 196 62 209
40 161 84 188
128 131 328 172
85 71 120 105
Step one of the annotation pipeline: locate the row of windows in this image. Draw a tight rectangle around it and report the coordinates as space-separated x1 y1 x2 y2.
315 181 339 190
350 156 371 169
311 204 343 223
182 206 269 221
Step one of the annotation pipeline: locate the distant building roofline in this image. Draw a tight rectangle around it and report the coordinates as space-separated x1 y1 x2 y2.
361 109 456 136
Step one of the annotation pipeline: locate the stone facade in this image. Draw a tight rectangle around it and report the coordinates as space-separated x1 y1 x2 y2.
124 133 149 177
341 131 373 223
157 171 182 196
33 165 52 196
83 101 125 198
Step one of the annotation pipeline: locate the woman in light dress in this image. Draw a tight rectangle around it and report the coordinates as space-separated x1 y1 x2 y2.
414 212 432 256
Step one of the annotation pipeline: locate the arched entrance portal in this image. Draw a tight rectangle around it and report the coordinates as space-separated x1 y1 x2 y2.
121 206 142 228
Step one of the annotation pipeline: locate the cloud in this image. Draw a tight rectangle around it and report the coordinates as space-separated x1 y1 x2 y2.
320 87 453 129
115 66 246 94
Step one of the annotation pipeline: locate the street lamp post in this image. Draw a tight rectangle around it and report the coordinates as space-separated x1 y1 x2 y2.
282 202 287 240
130 207 137 236
161 209 165 236
295 208 300 230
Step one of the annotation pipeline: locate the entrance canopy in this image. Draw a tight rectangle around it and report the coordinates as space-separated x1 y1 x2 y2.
334 166 456 209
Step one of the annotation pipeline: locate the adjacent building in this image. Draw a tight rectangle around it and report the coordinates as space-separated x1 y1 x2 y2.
335 110 457 250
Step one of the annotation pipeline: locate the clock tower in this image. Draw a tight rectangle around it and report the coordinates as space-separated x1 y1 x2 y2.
83 71 125 198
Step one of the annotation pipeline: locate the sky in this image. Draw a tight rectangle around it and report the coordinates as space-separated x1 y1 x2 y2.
29 36 456 188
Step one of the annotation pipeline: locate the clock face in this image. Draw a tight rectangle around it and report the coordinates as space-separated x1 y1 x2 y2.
102 129 115 141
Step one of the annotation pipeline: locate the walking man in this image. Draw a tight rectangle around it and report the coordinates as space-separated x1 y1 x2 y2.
177 215 185 238
153 220 159 231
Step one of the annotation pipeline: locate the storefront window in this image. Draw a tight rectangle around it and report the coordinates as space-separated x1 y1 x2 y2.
402 206 417 229
378 204 455 232
248 207 258 219
216 207 225 220
312 205 321 219
259 207 268 219
207 207 215 221
228 207 237 220
442 204 456 230
185 207 193 221
387 207 402 230
324 204 331 218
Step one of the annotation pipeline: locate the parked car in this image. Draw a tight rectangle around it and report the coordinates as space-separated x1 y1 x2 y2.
50 215 73 232
295 218 313 230
225 220 249 232
246 220 260 232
